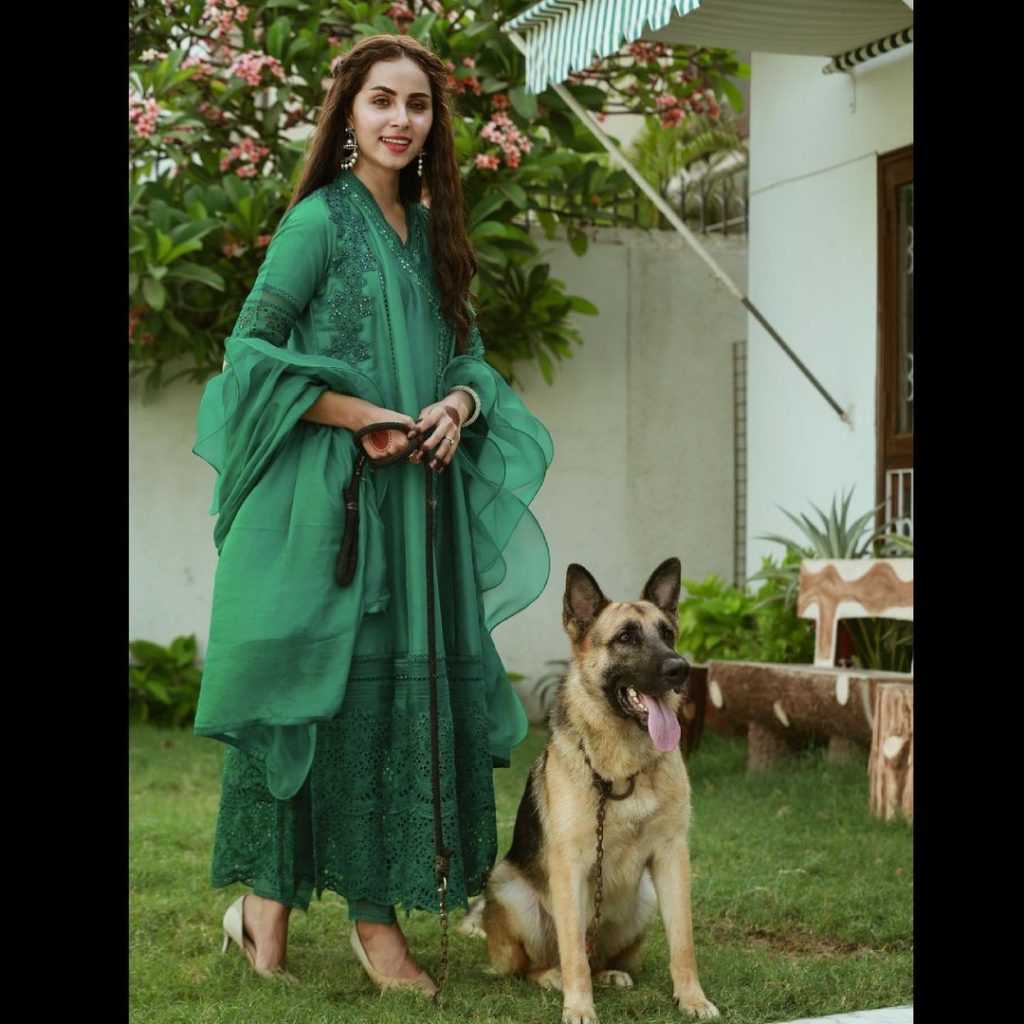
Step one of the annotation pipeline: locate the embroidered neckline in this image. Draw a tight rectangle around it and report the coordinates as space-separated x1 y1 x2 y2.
333 171 419 250
327 172 454 394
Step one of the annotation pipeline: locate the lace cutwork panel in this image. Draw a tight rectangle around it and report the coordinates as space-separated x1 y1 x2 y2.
232 283 302 347
210 665 497 914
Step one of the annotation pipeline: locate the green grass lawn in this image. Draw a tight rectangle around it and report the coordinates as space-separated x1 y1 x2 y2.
129 723 912 1023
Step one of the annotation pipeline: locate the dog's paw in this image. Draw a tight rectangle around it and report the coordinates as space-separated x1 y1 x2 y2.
673 990 720 1019
561 1000 598 1024
456 899 487 939
594 969 634 988
527 966 563 991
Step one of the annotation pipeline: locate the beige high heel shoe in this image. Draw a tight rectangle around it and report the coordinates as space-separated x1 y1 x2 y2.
221 895 300 985
349 925 437 997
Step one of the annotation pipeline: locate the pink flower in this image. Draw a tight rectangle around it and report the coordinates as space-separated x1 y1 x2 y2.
461 56 476 68
221 137 270 174
474 153 499 170
139 48 167 62
228 50 286 87
387 2 414 24
198 101 227 125
656 93 679 109
255 234 271 248
503 149 520 169
660 108 685 128
182 55 216 78
202 0 249 37
492 94 510 110
129 92 161 138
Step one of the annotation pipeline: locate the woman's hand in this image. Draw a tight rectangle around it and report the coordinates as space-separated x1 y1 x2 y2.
355 403 419 461
409 394 470 473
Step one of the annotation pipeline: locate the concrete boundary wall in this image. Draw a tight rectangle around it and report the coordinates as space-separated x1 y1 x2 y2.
129 227 747 695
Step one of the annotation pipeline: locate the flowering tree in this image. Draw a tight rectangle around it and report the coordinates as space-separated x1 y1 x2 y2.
129 0 746 389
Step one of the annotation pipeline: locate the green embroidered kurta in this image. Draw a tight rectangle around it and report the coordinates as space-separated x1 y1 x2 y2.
193 171 553 913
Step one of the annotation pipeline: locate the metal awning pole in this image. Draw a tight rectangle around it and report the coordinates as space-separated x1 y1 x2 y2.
506 29 851 426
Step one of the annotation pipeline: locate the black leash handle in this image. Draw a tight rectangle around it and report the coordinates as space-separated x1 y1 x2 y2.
335 422 419 586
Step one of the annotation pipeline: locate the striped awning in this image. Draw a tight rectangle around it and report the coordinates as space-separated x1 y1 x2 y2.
506 0 914 94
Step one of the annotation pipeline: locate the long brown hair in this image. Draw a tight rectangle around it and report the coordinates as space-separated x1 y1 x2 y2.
288 35 476 351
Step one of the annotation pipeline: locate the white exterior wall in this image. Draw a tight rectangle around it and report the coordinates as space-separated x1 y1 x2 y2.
129 228 746 710
745 48 912 571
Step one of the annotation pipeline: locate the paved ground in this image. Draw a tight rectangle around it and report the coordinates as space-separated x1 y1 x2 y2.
771 1008 912 1024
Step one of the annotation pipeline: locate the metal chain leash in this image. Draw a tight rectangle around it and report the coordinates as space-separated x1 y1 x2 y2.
434 861 450 1004
585 783 608 963
425 462 452 1007
578 739 637 966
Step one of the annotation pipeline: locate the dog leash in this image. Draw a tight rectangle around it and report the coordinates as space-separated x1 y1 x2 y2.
578 738 638 963
337 422 453 1005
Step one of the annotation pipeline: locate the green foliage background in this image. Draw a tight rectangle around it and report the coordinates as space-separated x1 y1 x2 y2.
129 0 746 390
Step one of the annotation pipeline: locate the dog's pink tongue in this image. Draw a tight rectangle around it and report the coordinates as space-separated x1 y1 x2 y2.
641 694 681 752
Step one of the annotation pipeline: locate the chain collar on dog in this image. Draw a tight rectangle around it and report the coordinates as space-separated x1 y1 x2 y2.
577 738 638 801
578 738 638 963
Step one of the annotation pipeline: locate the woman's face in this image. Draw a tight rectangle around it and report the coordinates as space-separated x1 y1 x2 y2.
348 56 434 178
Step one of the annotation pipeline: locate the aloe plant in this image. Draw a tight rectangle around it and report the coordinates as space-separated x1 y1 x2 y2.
752 489 913 672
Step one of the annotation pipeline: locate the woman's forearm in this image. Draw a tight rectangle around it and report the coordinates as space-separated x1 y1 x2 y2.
301 390 374 430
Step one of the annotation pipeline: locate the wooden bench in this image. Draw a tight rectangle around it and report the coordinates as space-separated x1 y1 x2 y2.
704 558 913 822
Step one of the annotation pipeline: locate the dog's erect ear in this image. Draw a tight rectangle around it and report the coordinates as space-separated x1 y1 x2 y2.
563 564 609 642
641 557 682 618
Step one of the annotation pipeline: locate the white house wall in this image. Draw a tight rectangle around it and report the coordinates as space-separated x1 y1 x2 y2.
745 49 912 572
129 228 746 707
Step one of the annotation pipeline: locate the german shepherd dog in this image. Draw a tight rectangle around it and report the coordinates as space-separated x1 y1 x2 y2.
475 559 718 1023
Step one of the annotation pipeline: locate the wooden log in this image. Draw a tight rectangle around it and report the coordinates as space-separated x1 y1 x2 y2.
869 682 914 822
706 661 911 745
679 664 708 760
827 735 865 764
747 721 800 772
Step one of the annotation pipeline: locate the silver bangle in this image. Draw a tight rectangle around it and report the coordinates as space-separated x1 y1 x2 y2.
449 384 481 427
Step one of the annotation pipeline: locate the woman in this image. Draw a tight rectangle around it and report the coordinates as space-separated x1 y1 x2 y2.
193 34 552 995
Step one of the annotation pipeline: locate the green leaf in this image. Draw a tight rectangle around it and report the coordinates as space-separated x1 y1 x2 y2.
469 191 510 227
568 296 598 315
409 12 437 39
166 262 226 290
169 219 220 248
142 277 166 311
719 77 744 114
537 350 554 384
472 221 517 239
496 183 528 209
161 307 190 339
266 16 292 60
508 86 538 120
129 271 139 296
163 240 203 264
147 680 172 704
567 228 588 257
287 36 313 61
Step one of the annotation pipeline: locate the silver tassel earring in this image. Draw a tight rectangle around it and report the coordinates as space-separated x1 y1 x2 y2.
417 148 426 178
340 127 358 171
